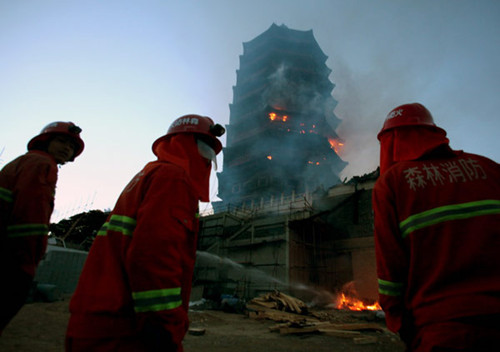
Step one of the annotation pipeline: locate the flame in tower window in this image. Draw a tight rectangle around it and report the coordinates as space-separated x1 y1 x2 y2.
328 137 345 155
268 112 288 122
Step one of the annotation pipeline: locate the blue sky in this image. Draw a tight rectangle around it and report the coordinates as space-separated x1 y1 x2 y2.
1 0 499 221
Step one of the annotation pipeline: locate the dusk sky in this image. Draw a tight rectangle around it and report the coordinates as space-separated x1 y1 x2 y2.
1 0 499 221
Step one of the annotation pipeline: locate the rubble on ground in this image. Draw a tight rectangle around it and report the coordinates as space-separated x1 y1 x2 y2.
245 290 394 345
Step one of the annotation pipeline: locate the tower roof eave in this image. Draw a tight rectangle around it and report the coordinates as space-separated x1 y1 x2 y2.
243 23 328 61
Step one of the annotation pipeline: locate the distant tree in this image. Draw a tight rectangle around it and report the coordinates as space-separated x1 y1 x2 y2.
49 210 109 251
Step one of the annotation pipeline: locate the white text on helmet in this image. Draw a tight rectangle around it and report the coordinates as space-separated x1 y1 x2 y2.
387 109 403 120
171 117 200 128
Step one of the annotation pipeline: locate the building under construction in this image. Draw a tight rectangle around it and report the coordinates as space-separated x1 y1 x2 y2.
194 24 379 305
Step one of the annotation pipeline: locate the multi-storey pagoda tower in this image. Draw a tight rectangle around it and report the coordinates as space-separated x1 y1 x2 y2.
215 24 347 210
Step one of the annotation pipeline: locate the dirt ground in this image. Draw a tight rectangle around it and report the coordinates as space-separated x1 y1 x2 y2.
0 300 405 352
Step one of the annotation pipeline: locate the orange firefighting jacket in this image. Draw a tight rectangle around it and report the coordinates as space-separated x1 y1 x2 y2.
67 156 200 350
0 150 57 278
373 149 500 335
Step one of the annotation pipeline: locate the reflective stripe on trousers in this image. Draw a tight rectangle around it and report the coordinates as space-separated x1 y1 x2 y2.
132 287 182 313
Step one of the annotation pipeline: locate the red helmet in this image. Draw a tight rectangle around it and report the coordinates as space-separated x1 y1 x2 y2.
377 103 446 140
152 114 225 155
28 121 85 160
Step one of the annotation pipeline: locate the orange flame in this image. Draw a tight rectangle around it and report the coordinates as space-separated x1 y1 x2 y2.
335 293 381 311
334 281 381 311
328 137 345 155
268 112 288 122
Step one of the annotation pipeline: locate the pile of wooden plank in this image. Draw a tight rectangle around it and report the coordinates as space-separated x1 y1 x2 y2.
269 320 386 343
247 290 308 314
246 291 391 345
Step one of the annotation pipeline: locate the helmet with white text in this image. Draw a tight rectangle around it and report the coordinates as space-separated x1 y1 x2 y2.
152 114 225 156
377 103 445 140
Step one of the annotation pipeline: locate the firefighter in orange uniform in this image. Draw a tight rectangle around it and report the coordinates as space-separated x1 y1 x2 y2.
373 103 500 351
0 122 85 334
66 115 225 352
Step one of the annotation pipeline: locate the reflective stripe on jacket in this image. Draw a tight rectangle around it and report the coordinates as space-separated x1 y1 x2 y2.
0 151 57 277
67 160 199 349
399 199 500 238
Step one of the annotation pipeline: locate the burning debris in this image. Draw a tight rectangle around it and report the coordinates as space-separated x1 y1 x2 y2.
336 293 382 311
246 290 389 344
334 282 382 311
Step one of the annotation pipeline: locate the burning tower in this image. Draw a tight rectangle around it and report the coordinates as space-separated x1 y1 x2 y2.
215 24 346 210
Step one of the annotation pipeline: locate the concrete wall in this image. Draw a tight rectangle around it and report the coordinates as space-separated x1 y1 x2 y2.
34 245 88 294
334 237 378 301
352 248 378 301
